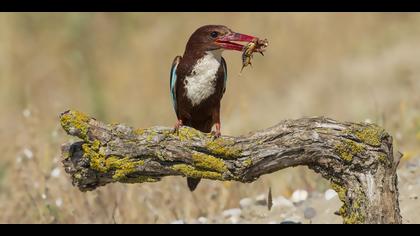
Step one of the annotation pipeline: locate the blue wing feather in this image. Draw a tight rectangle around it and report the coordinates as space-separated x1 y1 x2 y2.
170 56 181 114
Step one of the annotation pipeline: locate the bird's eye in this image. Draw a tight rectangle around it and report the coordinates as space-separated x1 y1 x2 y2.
210 31 219 38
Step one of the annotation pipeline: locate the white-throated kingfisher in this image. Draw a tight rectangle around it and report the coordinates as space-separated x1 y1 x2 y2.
170 25 257 191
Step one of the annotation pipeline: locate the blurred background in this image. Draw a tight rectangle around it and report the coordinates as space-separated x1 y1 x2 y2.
0 13 419 223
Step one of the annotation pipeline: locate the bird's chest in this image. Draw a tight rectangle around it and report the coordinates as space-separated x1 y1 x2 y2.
183 53 221 107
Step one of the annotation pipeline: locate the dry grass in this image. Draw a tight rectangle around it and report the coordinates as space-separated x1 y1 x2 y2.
0 13 419 223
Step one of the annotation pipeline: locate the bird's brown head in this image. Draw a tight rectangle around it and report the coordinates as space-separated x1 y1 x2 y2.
185 25 257 52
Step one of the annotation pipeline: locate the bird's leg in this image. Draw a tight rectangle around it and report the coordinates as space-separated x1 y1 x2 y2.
173 119 183 134
213 122 221 138
211 106 221 139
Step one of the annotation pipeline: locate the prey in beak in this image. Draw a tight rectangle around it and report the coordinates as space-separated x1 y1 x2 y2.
215 32 257 51
215 30 269 72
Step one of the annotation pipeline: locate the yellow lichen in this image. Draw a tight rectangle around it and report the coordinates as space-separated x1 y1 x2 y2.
206 138 242 159
171 164 223 180
331 181 366 224
343 198 365 224
82 141 146 181
378 153 389 165
192 153 227 173
243 159 252 167
133 128 146 135
331 182 347 201
354 125 385 147
112 158 144 180
335 139 365 162
83 140 107 172
60 110 90 140
176 128 204 142
119 176 159 184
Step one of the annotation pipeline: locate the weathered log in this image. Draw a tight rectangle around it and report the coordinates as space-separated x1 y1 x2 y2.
59 110 402 224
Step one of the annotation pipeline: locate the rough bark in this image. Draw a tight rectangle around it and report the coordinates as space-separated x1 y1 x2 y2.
60 110 402 224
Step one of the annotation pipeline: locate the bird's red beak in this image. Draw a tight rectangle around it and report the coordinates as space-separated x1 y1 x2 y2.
216 32 257 51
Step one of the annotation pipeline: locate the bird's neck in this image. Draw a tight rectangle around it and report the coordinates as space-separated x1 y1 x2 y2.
189 50 222 77
205 49 223 61
184 47 223 63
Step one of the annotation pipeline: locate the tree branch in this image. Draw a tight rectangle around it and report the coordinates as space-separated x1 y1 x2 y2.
60 110 402 224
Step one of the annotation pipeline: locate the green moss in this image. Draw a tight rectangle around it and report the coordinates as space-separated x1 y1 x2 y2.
60 110 90 140
171 164 223 180
353 125 385 147
206 138 242 159
192 153 227 173
335 139 365 162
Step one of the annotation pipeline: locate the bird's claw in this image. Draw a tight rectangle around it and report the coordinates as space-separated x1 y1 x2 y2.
172 120 183 135
211 130 221 140
172 126 180 135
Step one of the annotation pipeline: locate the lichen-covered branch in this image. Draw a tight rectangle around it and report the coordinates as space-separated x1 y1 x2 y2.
60 110 402 224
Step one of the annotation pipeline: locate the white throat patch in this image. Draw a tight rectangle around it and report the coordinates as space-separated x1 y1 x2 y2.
184 50 222 106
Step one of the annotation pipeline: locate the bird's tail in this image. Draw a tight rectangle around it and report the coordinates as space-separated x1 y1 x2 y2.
187 177 201 192
185 122 211 192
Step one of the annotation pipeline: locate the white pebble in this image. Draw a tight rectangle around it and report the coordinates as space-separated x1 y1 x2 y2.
256 194 266 201
324 189 338 200
229 216 240 224
239 198 254 208
272 196 294 208
222 208 241 218
41 193 47 200
55 198 63 207
291 189 308 203
50 167 61 178
197 217 208 224
22 109 31 118
23 148 33 159
255 194 267 205
170 220 185 224
395 132 403 141
281 219 302 224
51 130 58 138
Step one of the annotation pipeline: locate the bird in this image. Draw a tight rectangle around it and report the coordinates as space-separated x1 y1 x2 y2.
169 25 257 191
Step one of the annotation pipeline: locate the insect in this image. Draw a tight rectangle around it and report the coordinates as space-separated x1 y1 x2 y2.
241 38 269 72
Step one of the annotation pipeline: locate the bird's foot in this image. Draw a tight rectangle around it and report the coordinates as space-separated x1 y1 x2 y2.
210 130 221 140
172 120 183 135
211 123 221 140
